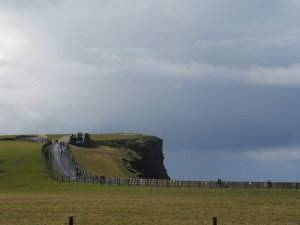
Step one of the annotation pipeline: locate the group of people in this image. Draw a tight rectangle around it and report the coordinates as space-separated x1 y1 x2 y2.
74 164 106 184
57 141 106 184
59 142 68 155
75 164 82 178
216 178 223 188
95 174 106 184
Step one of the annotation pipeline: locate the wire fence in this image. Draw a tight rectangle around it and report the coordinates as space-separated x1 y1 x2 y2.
49 175 300 189
41 142 300 189
41 140 53 177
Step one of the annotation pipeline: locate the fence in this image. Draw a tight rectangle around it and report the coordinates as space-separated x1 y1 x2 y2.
66 216 219 225
42 141 300 189
41 140 54 177
49 173 300 189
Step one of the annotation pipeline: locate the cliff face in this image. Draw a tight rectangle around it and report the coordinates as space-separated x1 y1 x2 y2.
94 136 170 179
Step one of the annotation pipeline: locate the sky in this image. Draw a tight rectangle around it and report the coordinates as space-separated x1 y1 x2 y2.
1 0 300 181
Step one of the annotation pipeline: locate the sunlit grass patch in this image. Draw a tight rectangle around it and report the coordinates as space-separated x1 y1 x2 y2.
69 144 127 177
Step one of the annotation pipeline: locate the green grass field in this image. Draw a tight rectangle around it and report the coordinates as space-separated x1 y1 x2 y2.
0 138 300 224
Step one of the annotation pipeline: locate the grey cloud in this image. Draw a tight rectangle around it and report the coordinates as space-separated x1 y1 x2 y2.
1 1 300 181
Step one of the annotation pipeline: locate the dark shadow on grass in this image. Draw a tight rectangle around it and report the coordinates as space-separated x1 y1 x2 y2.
0 160 5 173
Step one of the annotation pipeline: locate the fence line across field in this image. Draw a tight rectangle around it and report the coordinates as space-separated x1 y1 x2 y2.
41 141 300 189
49 174 300 189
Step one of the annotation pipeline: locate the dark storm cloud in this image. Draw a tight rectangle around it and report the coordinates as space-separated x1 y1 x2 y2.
1 0 300 180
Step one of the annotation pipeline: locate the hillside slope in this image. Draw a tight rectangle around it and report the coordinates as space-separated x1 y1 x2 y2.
70 134 170 179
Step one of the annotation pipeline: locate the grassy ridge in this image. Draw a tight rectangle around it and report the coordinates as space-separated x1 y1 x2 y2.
90 133 144 141
0 135 18 139
0 138 300 224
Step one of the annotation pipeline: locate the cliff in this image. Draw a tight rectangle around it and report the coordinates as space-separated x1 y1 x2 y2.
91 135 170 179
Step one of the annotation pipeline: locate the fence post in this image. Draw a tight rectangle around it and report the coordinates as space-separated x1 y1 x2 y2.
69 176 70 182
62 176 63 182
213 217 217 225
69 216 73 225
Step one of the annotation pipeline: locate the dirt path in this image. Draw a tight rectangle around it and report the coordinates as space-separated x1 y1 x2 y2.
50 141 77 180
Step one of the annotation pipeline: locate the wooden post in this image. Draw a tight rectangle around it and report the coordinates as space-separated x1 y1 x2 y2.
69 176 70 182
213 217 217 225
69 216 73 225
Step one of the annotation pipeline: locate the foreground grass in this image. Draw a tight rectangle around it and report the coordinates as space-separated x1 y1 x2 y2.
1 187 300 224
1 139 300 224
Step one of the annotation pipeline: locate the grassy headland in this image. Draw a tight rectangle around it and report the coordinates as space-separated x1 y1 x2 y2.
70 133 169 179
